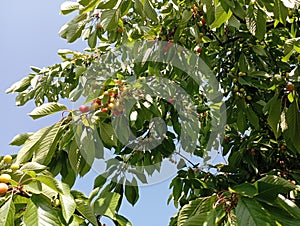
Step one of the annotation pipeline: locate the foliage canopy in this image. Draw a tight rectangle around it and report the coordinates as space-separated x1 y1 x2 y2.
2 0 300 225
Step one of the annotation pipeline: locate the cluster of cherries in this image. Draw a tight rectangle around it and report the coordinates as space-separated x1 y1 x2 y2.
0 155 20 195
78 81 124 116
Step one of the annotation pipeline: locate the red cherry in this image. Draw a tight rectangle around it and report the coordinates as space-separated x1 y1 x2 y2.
109 92 115 98
286 84 294 92
91 102 100 111
97 23 102 30
117 28 123 33
196 47 202 54
101 107 108 113
92 98 101 105
201 18 206 25
79 105 90 113
0 183 8 195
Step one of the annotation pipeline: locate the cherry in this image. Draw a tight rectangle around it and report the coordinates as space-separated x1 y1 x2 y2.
110 97 115 103
196 47 202 54
79 105 90 113
117 28 123 33
10 163 20 171
92 99 101 105
108 103 114 110
194 168 200 173
0 174 11 183
201 18 206 25
91 102 100 111
101 107 108 113
286 84 294 92
0 183 8 195
97 23 102 30
3 155 12 164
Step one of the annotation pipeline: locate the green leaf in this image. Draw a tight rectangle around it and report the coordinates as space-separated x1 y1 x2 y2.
252 46 267 57
134 0 145 19
28 102 67 120
97 0 119 9
275 194 300 220
99 122 118 147
16 127 51 164
181 10 193 26
94 191 121 219
210 4 232 29
6 77 31 93
94 173 107 189
230 182 258 198
116 214 132 226
60 1 80 15
100 9 119 31
68 140 81 174
238 53 249 72
36 174 63 194
23 181 43 194
172 178 183 205
59 14 88 43
144 0 158 23
255 175 296 201
236 197 276 225
0 196 15 226
274 0 288 25
255 9 266 40
266 94 282 139
112 115 134 146
20 162 47 171
60 183 76 223
177 195 217 226
23 195 61 226
33 122 62 165
88 30 97 48
9 132 33 146
237 110 247 133
125 178 139 206
75 199 98 226
80 0 101 14
79 127 96 167
284 101 300 152
246 105 259 129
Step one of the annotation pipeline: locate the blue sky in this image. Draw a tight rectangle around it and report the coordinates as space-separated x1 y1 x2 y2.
0 1 176 225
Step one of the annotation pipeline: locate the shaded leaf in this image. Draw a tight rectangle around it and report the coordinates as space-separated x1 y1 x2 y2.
236 197 276 226
23 195 61 226
0 196 15 226
60 183 76 223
